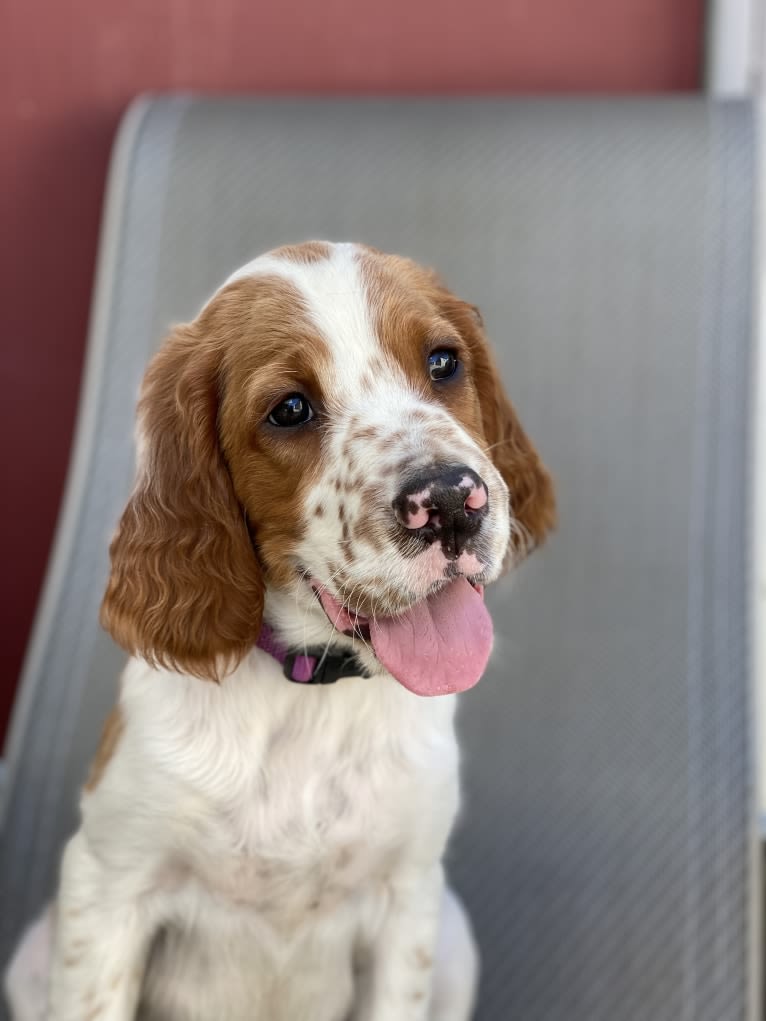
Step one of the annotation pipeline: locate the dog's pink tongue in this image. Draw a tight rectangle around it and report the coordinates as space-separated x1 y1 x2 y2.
370 578 493 696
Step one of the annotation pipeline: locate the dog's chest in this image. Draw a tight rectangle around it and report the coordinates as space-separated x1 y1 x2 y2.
171 674 459 923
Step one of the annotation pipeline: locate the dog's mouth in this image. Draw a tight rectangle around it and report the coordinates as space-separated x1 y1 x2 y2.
311 578 492 697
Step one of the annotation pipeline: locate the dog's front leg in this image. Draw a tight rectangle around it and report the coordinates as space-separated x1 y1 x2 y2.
49 830 152 1021
356 862 444 1021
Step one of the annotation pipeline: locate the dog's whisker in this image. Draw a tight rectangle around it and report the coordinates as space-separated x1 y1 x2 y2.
337 580 375 659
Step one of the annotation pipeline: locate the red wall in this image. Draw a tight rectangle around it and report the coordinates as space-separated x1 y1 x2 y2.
0 0 703 741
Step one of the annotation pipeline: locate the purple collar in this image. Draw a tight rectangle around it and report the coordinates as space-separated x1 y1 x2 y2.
258 624 370 685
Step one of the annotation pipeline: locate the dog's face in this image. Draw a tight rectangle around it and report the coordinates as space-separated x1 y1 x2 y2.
102 243 555 694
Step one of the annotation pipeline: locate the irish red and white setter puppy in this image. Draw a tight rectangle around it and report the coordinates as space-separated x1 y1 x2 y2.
6 241 554 1021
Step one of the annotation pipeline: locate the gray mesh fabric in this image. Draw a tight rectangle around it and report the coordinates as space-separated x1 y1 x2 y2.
0 98 757 1020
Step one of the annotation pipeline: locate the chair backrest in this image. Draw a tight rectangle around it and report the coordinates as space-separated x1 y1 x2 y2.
0 96 757 1021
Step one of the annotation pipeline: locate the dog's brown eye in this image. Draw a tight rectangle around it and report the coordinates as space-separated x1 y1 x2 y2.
268 394 314 427
428 350 459 381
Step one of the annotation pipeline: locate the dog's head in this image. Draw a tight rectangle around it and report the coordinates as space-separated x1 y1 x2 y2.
101 242 555 695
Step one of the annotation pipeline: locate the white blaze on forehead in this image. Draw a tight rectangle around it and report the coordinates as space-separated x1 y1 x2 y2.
215 243 390 399
212 244 493 471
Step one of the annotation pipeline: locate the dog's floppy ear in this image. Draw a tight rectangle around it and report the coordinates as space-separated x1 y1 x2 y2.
439 294 557 556
101 324 264 680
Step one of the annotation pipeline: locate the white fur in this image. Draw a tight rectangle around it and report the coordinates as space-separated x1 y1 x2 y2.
40 656 474 1021
7 244 502 1021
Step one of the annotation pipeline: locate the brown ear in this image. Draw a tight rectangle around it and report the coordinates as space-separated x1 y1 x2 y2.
440 295 557 556
101 325 264 680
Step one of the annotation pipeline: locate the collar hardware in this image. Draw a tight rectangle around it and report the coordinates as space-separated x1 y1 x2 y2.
282 648 367 685
258 625 370 685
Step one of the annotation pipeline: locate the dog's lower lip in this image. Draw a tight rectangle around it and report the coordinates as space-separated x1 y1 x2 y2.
309 577 485 624
311 583 371 631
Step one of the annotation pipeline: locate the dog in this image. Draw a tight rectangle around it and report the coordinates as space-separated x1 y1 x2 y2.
5 241 555 1021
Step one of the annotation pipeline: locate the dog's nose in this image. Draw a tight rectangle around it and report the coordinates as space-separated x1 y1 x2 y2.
393 465 489 559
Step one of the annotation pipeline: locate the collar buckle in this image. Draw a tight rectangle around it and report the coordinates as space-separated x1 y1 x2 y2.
282 648 366 685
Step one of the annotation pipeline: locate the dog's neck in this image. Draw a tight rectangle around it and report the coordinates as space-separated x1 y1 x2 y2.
257 623 370 685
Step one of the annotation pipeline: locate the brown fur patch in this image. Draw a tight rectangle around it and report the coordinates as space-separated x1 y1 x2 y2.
85 708 123 791
216 277 331 590
353 526 385 553
272 241 331 264
353 506 386 551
